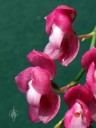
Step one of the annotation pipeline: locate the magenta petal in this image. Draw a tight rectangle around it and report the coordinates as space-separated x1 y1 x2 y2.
45 10 55 35
87 97 96 122
54 13 73 34
86 62 96 98
31 67 52 95
59 33 80 66
15 67 33 93
28 91 60 124
81 47 96 71
45 5 76 34
28 106 40 122
55 5 76 22
27 50 56 79
38 91 60 124
64 84 92 107
64 101 91 128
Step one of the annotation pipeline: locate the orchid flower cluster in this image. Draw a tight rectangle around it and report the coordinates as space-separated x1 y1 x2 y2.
15 5 96 128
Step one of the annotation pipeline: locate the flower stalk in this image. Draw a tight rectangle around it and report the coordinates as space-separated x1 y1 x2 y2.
51 69 85 93
90 27 96 48
78 31 96 41
54 118 64 128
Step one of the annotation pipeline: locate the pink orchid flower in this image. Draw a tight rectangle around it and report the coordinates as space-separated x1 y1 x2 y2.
64 84 96 123
64 100 91 128
81 47 96 71
15 50 60 124
44 5 80 66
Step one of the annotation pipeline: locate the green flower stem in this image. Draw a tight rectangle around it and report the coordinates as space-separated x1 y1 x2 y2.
54 118 64 128
90 27 96 49
51 69 85 93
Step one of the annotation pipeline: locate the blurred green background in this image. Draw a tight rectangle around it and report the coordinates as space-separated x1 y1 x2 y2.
0 0 96 127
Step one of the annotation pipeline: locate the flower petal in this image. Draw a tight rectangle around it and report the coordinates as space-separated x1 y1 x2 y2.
28 106 40 122
28 91 60 124
64 101 91 128
44 24 64 59
81 47 96 71
44 41 61 60
45 5 76 34
15 67 33 93
26 80 41 106
38 91 60 124
59 33 80 66
87 97 96 122
86 62 96 98
27 50 56 79
44 28 79 66
31 66 52 95
64 84 92 107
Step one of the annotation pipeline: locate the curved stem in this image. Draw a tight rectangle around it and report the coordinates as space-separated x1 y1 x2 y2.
73 68 85 82
51 69 85 93
78 32 94 39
